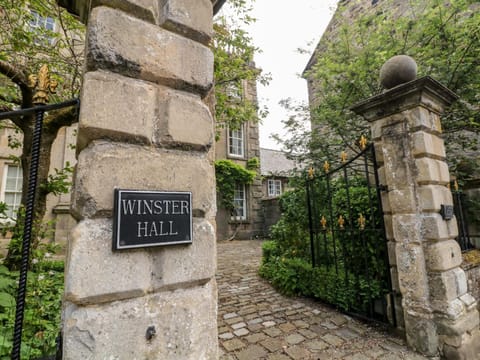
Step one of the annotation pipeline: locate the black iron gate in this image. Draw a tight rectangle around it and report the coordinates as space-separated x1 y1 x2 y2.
306 141 395 325
0 96 79 359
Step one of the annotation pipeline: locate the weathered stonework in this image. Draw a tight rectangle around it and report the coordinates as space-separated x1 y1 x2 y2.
72 142 216 220
352 77 480 359
63 280 218 360
87 6 213 95
61 0 219 358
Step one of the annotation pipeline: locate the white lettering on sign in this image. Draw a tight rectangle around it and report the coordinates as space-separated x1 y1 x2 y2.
122 199 190 216
136 221 179 238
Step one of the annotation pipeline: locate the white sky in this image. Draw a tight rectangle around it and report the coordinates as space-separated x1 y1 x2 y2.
246 0 340 150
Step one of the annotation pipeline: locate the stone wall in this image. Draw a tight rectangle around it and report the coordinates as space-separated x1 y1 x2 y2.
262 198 281 237
62 1 219 358
462 251 480 311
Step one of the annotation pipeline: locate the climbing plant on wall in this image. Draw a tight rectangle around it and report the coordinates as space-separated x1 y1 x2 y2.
214 159 256 214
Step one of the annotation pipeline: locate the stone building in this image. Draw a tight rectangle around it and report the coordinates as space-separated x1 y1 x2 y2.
215 78 264 240
260 147 298 235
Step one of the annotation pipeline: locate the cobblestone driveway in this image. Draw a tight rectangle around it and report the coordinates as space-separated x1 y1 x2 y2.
217 240 429 360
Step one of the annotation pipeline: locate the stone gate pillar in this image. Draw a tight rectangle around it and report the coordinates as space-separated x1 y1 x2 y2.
60 1 219 358
352 76 480 359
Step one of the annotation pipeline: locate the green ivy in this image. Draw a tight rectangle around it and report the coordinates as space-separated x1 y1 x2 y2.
214 159 256 212
246 157 260 170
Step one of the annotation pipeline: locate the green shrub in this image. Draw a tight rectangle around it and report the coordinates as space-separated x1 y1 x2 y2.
259 256 312 296
260 249 386 312
0 262 64 358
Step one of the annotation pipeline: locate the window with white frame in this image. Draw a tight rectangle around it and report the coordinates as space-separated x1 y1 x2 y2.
232 183 246 220
225 82 242 101
268 179 282 197
28 10 56 45
228 126 244 157
1 165 23 219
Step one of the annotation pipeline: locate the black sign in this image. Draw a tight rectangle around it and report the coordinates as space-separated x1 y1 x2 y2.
113 189 192 250
440 204 454 221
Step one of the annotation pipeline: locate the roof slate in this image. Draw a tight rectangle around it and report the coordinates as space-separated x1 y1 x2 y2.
260 148 299 177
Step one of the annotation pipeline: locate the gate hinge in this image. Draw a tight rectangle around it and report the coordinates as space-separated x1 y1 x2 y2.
378 185 388 192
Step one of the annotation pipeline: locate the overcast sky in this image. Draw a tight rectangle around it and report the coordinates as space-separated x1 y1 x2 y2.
245 0 340 150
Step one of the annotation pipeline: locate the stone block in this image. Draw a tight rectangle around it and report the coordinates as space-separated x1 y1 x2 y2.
431 298 466 321
72 141 216 219
407 107 442 134
392 214 422 244
373 141 384 164
78 71 157 150
415 158 450 185
442 328 480 360
428 268 468 303
381 147 409 189
387 188 416 213
390 266 400 291
403 311 439 356
380 187 391 213
78 71 213 152
384 214 393 240
459 293 477 312
159 0 213 44
65 218 216 304
411 131 446 159
422 213 457 241
436 308 480 336
63 280 218 359
387 240 396 265
87 6 213 95
155 87 214 150
395 242 429 302
418 184 452 212
89 0 159 23
425 240 462 272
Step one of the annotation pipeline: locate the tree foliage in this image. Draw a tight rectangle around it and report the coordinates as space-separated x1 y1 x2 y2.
0 0 84 267
279 0 479 172
212 0 269 132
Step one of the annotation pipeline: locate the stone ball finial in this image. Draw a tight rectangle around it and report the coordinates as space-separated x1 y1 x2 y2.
379 55 417 89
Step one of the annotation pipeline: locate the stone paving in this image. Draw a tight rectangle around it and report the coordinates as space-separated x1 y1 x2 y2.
216 240 430 360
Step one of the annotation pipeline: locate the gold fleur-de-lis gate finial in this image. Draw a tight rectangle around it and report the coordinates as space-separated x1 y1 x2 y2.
341 151 347 163
320 215 327 231
308 167 314 179
28 64 58 105
338 215 345 230
358 213 366 231
323 160 330 173
359 135 368 150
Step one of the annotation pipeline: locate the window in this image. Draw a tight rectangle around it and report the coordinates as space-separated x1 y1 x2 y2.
232 183 246 220
1 165 23 219
268 179 282 197
228 126 244 157
28 10 55 45
226 82 242 101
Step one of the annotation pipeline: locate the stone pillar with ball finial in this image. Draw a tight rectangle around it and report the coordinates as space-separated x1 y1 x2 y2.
351 55 480 359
